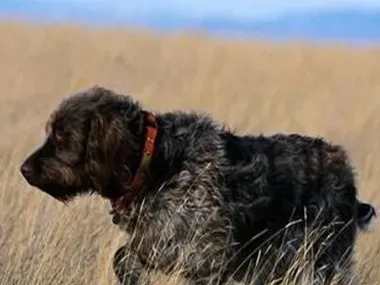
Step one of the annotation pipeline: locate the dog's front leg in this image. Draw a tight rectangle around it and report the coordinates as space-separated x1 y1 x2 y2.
113 245 148 285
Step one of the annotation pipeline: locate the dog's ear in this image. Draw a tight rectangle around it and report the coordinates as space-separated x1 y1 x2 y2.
85 113 119 188
84 91 143 191
86 109 133 172
85 112 107 190
86 112 125 162
86 113 104 165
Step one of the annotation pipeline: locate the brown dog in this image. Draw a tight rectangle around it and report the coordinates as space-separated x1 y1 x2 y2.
20 86 376 285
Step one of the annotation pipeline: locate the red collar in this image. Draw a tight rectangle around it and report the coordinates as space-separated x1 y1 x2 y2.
111 111 158 216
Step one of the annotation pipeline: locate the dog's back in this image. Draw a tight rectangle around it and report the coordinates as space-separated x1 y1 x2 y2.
220 131 376 283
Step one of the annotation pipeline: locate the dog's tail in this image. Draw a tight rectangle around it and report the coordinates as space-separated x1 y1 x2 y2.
356 201 377 232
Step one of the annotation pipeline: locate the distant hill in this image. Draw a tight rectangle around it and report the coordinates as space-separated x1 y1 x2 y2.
196 10 380 43
1 2 379 44
125 9 380 44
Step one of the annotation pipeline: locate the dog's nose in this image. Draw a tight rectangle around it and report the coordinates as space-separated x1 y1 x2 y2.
20 162 33 178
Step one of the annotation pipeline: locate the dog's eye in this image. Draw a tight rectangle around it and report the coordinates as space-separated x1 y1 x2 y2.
56 133 63 141
54 130 65 143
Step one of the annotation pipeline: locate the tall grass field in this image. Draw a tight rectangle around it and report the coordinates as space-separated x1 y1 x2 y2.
1 21 380 284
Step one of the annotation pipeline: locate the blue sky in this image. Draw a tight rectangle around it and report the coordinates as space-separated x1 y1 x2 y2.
2 0 380 20
1 0 380 43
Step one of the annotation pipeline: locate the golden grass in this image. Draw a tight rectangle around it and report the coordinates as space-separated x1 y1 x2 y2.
1 20 380 284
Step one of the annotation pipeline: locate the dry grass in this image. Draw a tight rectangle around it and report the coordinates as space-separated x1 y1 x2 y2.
1 20 380 284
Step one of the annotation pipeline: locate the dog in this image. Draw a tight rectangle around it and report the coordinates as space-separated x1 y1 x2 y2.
20 86 376 285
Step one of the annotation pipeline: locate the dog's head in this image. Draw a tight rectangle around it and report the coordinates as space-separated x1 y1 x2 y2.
20 86 144 202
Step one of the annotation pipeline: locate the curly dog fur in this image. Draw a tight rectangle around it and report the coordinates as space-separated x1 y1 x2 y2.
20 86 376 285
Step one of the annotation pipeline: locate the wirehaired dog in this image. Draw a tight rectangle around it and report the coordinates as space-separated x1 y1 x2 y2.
20 86 376 285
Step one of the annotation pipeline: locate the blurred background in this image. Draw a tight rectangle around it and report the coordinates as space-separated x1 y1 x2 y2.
1 0 380 44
